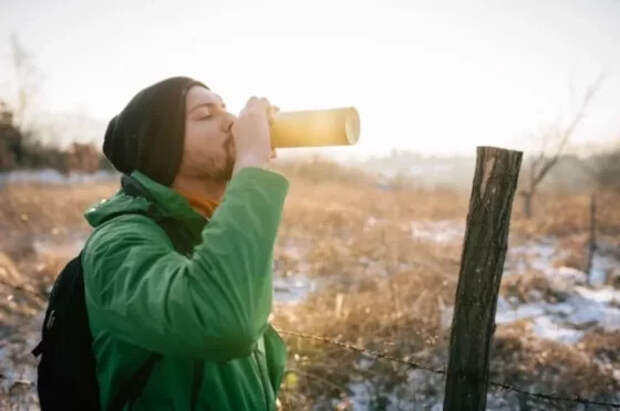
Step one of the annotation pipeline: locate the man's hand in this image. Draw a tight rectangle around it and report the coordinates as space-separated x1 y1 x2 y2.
232 97 278 174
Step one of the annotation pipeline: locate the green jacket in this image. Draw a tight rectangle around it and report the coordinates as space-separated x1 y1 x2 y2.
82 167 289 410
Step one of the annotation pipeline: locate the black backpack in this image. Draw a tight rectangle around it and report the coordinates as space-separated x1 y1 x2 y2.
32 175 201 411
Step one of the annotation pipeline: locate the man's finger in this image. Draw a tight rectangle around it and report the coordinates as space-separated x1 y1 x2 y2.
268 104 279 124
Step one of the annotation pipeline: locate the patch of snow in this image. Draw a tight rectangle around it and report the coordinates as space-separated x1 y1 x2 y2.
589 252 618 286
504 237 562 275
0 169 118 185
273 275 316 304
532 316 585 344
568 287 620 332
364 216 378 231
349 381 371 409
545 302 574 316
574 286 619 304
495 302 545 324
409 220 465 244
32 230 90 260
496 283 620 344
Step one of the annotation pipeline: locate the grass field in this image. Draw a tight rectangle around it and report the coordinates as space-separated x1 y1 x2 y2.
1 160 619 410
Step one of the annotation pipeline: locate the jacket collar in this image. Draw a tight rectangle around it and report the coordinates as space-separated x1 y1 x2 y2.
85 170 208 238
129 170 207 230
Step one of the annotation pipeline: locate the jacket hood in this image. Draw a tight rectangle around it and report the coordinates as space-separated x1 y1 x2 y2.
84 170 206 231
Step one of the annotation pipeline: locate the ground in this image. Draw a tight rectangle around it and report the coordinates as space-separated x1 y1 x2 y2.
0 161 619 410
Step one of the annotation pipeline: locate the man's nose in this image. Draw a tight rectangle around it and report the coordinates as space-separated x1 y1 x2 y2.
222 111 236 133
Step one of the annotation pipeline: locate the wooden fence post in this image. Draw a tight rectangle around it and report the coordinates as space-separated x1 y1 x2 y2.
443 146 523 411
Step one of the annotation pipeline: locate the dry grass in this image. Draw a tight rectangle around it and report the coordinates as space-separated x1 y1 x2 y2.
511 190 620 237
0 181 116 236
1 160 619 409
492 322 620 402
271 161 620 409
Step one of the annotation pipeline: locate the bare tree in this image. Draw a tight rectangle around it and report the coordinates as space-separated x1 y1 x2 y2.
0 101 24 170
519 76 604 218
9 33 42 131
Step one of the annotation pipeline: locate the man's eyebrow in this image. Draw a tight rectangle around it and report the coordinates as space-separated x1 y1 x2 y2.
189 100 225 112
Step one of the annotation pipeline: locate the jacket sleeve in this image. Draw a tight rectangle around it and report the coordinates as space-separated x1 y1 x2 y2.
82 167 289 361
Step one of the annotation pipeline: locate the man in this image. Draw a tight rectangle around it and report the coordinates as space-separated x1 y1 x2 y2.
82 76 288 410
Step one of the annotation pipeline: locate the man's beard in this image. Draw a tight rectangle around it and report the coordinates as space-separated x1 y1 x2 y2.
205 136 234 182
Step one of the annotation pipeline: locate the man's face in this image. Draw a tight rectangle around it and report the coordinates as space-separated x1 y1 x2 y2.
178 85 236 182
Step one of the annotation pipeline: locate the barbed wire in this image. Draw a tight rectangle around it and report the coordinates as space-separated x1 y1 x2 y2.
276 328 620 409
276 328 446 375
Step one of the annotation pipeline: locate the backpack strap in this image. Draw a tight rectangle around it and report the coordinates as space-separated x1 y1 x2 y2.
108 352 163 411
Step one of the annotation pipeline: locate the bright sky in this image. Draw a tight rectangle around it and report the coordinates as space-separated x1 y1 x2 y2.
1 0 619 158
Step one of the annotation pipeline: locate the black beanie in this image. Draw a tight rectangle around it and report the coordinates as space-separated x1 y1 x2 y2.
103 76 209 186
